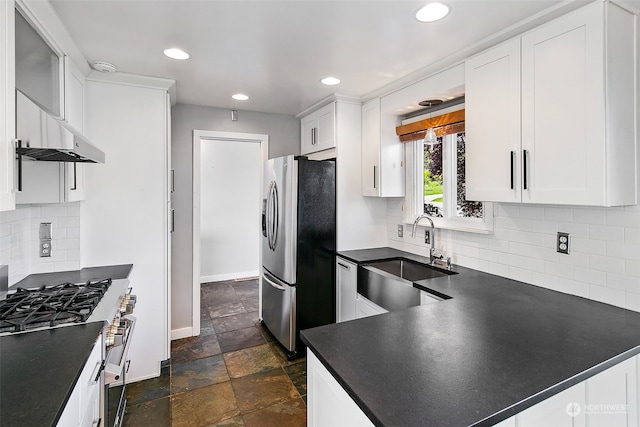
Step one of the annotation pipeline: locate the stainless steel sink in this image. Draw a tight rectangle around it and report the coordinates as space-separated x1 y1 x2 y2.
357 258 456 311
365 259 454 281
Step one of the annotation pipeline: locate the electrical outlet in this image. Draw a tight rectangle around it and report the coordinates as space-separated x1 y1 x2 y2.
39 241 51 257
397 225 403 238
557 232 570 254
39 222 52 258
425 230 430 244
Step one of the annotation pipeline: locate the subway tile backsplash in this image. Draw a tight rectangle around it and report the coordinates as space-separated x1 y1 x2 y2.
0 203 81 285
388 201 640 313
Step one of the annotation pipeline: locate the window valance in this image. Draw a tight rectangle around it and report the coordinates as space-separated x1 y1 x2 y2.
396 109 465 142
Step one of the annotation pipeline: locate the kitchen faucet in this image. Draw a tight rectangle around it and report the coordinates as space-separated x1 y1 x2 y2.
411 214 436 265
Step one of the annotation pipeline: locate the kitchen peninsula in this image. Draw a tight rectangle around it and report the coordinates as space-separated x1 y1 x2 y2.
302 248 640 426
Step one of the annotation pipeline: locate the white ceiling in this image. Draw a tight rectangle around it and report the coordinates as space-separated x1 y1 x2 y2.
47 0 631 116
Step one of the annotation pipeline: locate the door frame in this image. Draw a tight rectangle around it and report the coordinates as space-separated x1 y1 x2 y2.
192 130 269 336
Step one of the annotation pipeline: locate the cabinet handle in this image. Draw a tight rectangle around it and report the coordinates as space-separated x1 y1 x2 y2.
523 150 528 190
373 166 376 189
312 127 317 145
338 262 351 270
70 162 77 191
170 169 175 193
170 209 175 233
510 151 515 190
15 140 22 192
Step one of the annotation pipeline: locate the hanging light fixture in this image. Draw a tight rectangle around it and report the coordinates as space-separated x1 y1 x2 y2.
419 99 443 145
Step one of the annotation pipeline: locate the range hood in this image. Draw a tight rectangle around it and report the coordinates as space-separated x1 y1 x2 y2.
16 91 105 163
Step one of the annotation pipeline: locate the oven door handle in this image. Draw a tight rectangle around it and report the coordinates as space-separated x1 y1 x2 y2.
104 315 137 385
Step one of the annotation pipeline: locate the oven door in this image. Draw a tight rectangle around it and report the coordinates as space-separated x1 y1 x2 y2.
104 315 136 427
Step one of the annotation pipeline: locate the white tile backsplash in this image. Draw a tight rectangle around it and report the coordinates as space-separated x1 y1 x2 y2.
0 203 81 284
388 202 640 312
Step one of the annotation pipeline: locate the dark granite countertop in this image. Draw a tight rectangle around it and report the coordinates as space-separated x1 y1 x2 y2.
0 322 105 427
301 247 640 427
12 264 133 289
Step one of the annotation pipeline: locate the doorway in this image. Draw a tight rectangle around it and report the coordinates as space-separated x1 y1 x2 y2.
192 130 269 336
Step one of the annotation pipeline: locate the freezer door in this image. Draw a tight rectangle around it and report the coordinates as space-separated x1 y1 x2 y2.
262 155 298 285
261 269 296 352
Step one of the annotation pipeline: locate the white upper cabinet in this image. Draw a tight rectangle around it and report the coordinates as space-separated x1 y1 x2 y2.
0 0 16 212
466 1 637 207
362 98 381 196
14 16 87 205
301 102 336 155
63 56 85 202
465 38 521 203
361 97 404 198
64 56 85 133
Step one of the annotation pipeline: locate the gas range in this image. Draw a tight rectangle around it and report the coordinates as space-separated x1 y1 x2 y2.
0 269 138 427
0 278 113 333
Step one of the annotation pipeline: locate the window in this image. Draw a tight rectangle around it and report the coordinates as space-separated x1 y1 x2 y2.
407 129 493 233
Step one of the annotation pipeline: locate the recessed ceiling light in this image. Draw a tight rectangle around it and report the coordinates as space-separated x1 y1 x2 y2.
416 2 450 22
163 48 190 60
321 77 341 86
232 94 249 101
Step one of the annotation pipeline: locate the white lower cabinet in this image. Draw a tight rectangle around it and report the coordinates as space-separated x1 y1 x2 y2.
310 350 638 427
496 355 638 427
307 350 375 427
336 257 357 323
355 294 387 319
57 336 103 427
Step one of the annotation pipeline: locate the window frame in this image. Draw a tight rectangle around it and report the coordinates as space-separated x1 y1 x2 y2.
404 132 494 234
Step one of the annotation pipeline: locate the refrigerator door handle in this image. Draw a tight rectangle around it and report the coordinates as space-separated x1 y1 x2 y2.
263 273 287 291
267 181 279 250
266 182 272 248
266 181 275 250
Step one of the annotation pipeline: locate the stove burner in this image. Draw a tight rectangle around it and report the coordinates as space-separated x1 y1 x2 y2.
0 279 112 333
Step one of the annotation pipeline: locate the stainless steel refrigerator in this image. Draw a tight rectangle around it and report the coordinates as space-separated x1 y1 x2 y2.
261 155 336 359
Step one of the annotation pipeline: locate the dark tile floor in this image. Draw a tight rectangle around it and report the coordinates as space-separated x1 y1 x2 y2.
122 279 307 426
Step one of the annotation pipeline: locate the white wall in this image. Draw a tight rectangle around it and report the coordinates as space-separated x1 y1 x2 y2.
388 201 640 312
171 103 299 333
200 139 260 282
0 203 81 285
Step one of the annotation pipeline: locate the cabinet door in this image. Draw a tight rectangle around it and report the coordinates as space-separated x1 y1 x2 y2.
65 162 84 202
315 102 336 152
307 350 376 427
521 3 603 205
585 356 637 427
355 294 387 319
301 115 316 155
516 382 586 427
0 0 15 212
336 257 357 323
64 56 85 133
362 98 380 196
465 38 521 203
16 161 64 204
300 102 336 155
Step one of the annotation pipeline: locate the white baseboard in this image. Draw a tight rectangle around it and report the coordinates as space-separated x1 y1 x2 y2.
171 327 194 341
200 270 259 284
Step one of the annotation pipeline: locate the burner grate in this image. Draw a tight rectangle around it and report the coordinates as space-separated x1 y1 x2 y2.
0 278 112 333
